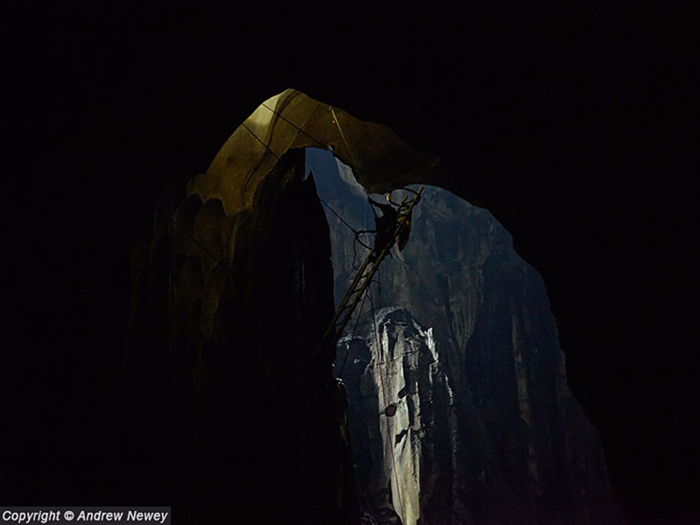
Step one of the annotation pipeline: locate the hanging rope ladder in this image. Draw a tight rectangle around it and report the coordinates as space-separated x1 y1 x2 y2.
308 186 424 371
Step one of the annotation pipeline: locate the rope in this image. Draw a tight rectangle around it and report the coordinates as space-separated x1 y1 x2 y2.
317 194 375 272
318 195 359 234
240 122 281 160
260 99 329 150
352 233 375 271
368 284 406 522
258 93 362 187
239 122 283 197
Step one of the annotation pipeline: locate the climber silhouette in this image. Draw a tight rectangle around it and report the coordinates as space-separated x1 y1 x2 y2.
368 194 399 262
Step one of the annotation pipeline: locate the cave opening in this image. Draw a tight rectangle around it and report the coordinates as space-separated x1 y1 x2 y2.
127 89 626 524
305 146 623 525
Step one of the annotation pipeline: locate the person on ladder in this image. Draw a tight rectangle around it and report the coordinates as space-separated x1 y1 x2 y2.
367 193 399 262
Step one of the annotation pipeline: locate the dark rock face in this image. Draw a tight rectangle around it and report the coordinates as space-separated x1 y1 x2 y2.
124 149 357 524
314 150 622 524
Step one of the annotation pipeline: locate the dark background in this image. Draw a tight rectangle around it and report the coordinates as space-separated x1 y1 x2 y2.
5 2 696 523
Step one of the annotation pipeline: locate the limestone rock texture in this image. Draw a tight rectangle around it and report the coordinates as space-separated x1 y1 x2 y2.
315 151 623 525
339 308 458 525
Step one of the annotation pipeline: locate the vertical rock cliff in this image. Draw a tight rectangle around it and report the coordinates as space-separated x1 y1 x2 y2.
311 149 623 525
339 307 460 525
